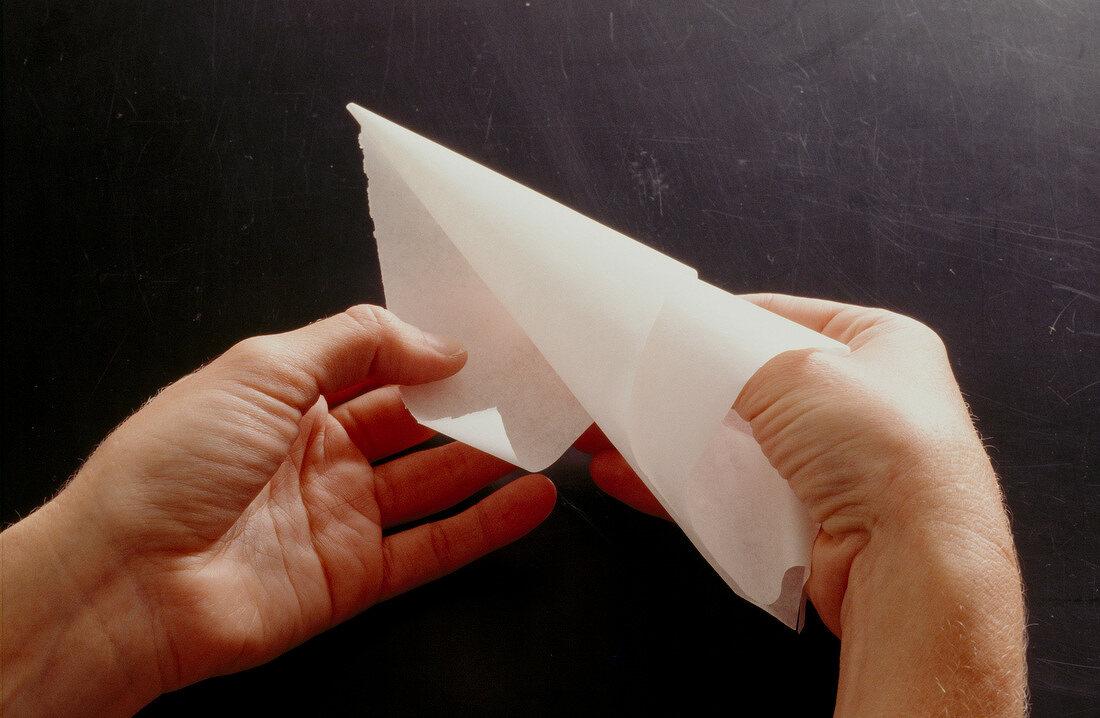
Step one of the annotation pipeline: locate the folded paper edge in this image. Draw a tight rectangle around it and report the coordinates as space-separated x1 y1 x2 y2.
351 103 592 471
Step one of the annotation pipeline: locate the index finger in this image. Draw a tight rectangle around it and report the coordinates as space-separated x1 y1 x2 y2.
739 293 862 335
740 293 902 346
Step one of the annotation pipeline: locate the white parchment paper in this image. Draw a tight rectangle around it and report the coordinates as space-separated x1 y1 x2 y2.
349 103 848 627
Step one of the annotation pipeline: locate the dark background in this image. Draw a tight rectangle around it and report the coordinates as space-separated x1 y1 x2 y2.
3 1 1097 714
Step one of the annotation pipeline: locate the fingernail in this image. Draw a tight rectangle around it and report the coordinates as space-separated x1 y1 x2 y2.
424 331 465 357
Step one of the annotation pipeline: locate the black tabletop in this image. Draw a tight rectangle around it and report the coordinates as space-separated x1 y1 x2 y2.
4 2 1097 715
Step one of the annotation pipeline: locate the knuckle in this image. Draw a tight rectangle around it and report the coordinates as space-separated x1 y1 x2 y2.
870 310 946 350
473 500 499 543
379 540 401 597
773 346 848 387
426 521 457 569
832 306 894 342
217 335 308 406
225 335 283 367
737 346 853 425
372 472 398 518
343 306 390 373
344 304 390 337
906 317 947 351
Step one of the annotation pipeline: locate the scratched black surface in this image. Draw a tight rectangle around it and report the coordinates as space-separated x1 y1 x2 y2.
3 1 1098 714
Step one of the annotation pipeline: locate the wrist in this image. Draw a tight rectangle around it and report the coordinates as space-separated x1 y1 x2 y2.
836 471 1027 716
2 485 164 716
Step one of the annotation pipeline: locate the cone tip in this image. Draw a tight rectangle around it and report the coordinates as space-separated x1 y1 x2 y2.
346 102 371 125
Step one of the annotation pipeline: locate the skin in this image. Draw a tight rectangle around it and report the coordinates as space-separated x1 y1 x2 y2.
1 296 1028 716
1 305 556 716
580 294 1028 716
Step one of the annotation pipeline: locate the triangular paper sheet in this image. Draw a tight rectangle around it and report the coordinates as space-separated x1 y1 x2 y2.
349 103 848 627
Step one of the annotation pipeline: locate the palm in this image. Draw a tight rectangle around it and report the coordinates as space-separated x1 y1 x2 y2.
129 382 544 690
74 308 556 694
141 403 380 685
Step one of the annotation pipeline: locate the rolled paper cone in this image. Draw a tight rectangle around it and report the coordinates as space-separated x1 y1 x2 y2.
349 103 848 627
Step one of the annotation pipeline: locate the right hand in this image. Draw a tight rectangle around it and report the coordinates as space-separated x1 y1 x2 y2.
581 293 1027 713
579 293 1019 636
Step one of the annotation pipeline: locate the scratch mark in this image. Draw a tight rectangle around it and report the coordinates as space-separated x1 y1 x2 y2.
1060 380 1100 403
209 98 226 148
911 5 974 121
558 494 604 537
90 334 128 399
1048 295 1079 333
1052 284 1100 303
133 136 154 174
699 0 745 31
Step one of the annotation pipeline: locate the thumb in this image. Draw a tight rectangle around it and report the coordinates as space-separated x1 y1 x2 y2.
214 304 467 414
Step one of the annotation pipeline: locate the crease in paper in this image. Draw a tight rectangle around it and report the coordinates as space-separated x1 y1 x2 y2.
349 103 848 627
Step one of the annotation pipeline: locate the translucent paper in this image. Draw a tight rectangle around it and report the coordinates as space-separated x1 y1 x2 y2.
349 104 848 627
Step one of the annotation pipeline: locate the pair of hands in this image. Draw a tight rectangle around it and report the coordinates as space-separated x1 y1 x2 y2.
1 296 1026 716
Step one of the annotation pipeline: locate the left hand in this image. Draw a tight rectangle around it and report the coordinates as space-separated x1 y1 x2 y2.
1 305 556 716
